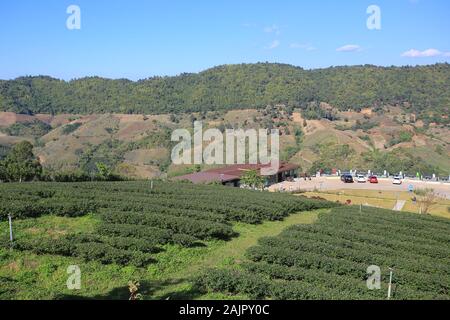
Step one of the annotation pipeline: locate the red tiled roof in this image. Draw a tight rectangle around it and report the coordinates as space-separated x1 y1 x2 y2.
174 172 240 184
173 162 299 184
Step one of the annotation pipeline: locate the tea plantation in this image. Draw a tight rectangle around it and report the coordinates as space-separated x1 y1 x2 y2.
196 206 450 300
0 181 335 267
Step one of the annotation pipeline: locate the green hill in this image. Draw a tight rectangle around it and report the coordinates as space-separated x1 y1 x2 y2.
1 63 449 123
0 105 448 177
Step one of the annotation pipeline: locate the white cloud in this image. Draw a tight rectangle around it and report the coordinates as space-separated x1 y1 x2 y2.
444 52 450 57
401 48 445 58
266 40 280 50
336 44 361 52
264 25 281 35
290 43 317 51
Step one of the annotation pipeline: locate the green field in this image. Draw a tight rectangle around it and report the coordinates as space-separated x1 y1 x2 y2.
1 181 449 300
0 181 334 299
196 206 450 300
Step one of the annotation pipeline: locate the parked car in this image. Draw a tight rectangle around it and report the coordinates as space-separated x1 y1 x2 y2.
393 176 402 185
369 176 378 184
356 175 367 183
341 174 354 183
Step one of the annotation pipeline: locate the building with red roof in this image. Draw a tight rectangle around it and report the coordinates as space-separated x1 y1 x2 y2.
173 162 299 187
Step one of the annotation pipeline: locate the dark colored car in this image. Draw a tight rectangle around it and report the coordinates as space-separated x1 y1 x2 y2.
369 176 378 184
340 174 354 183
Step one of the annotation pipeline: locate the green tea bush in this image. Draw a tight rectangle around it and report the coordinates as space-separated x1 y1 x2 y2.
0 181 335 267
197 206 450 300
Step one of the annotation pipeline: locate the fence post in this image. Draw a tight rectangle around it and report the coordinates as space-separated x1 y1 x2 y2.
8 214 13 248
387 268 394 299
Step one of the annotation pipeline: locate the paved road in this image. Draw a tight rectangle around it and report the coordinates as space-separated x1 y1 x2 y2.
269 177 450 199
393 200 406 211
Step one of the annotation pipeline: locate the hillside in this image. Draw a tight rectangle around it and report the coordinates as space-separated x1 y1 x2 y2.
1 63 449 124
1 105 449 177
0 181 334 299
196 206 450 300
2 182 448 300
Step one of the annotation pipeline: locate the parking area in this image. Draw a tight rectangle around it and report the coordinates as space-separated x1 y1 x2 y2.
269 176 450 200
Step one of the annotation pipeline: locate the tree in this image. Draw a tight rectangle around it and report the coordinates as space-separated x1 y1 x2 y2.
0 160 6 181
240 170 265 190
4 141 42 182
96 162 112 181
413 188 440 215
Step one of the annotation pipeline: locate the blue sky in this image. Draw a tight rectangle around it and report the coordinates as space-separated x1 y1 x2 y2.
0 0 449 80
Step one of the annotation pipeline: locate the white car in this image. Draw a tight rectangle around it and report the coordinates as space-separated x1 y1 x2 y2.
356 175 367 183
393 176 403 185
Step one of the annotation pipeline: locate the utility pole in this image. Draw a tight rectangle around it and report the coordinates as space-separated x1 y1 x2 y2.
8 214 13 248
387 267 394 300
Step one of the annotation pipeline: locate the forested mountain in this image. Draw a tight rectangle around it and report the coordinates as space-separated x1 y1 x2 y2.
1 63 449 120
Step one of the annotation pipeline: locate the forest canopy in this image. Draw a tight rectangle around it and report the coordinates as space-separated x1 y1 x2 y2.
0 63 449 119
